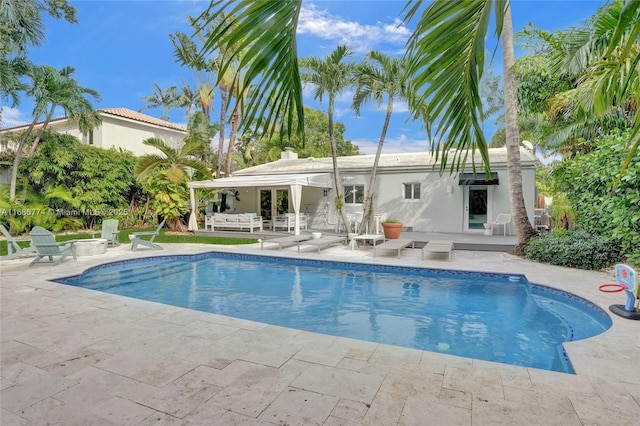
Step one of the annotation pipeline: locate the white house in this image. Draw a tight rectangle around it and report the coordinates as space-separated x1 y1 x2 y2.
188 147 539 235
0 107 186 156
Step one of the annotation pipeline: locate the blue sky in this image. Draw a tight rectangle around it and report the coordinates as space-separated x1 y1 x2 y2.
2 0 604 155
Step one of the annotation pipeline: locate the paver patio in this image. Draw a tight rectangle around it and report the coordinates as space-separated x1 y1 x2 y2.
1 242 639 425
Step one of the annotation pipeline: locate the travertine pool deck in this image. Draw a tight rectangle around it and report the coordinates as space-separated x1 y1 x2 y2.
1 242 639 425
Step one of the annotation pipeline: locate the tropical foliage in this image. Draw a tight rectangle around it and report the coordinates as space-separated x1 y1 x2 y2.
134 136 211 232
526 229 622 270
513 1 639 161
551 130 640 265
2 131 139 232
548 0 640 176
235 107 359 168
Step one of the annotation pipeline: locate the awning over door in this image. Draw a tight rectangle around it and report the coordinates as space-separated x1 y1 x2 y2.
458 172 499 185
187 173 333 234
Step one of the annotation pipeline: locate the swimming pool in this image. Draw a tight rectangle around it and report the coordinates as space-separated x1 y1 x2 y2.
54 252 612 373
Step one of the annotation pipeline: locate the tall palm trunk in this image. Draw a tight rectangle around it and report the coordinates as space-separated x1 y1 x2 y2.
27 105 56 157
359 96 393 234
216 87 229 178
502 4 537 253
224 107 240 176
9 119 39 199
328 96 351 231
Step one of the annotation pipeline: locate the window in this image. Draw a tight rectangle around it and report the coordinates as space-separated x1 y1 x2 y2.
344 185 364 204
404 183 420 200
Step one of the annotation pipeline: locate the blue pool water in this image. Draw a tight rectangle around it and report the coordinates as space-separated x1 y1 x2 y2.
54 252 612 373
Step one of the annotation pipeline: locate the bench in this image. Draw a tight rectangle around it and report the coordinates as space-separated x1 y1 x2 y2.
205 213 263 233
421 240 454 261
373 239 414 258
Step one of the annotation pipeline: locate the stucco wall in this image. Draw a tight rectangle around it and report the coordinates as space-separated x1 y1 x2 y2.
97 116 184 155
318 166 537 234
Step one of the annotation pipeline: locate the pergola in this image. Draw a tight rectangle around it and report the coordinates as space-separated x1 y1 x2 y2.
187 173 333 235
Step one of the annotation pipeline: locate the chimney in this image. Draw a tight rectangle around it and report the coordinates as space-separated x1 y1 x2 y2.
280 147 298 160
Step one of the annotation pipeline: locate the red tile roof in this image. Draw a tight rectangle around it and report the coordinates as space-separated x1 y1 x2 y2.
99 108 186 132
0 108 187 133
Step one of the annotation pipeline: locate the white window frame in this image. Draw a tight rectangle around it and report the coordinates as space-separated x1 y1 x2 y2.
344 184 365 204
403 182 421 201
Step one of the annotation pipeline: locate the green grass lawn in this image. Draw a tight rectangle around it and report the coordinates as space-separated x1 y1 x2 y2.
0 228 258 256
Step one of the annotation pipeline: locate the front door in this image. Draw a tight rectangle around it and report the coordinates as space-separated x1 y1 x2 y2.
464 186 490 233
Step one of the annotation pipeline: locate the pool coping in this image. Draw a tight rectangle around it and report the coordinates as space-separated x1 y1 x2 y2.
2 242 639 424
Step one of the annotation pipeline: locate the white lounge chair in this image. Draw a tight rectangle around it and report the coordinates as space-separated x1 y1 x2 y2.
261 234 311 250
373 239 414 258
297 236 347 253
490 214 511 236
422 240 453 261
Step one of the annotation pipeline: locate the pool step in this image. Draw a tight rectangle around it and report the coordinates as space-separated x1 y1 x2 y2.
71 260 194 290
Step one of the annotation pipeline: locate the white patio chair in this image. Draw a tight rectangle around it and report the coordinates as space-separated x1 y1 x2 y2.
490 214 512 236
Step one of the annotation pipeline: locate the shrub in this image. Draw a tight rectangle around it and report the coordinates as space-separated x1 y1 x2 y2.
551 130 639 266
525 229 622 270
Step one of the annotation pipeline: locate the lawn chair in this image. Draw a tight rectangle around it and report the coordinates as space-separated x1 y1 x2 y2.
28 226 77 266
91 219 120 247
490 214 512 236
129 220 165 251
0 224 35 260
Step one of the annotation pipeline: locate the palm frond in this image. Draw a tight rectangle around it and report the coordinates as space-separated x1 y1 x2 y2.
134 155 167 179
198 0 304 142
404 0 493 174
141 137 178 159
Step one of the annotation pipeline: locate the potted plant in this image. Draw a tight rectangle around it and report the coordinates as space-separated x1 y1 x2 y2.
381 217 403 239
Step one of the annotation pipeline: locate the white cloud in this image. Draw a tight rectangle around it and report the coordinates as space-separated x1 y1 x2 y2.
0 107 30 129
298 4 410 53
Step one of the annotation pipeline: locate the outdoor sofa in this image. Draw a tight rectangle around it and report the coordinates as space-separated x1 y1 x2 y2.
205 213 263 233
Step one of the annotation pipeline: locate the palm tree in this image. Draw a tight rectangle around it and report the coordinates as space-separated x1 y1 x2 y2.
134 137 211 231
176 83 199 118
224 75 247 177
171 12 239 178
547 0 639 179
300 45 356 232
170 32 216 120
197 1 304 145
9 65 100 200
139 82 179 121
195 1 637 251
404 1 537 252
352 51 426 234
1 0 76 125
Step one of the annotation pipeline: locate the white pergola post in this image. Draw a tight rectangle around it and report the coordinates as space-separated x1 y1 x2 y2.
290 184 302 236
188 187 198 231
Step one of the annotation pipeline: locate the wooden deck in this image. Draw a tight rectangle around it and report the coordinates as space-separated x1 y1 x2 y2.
194 228 517 252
